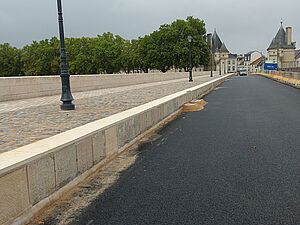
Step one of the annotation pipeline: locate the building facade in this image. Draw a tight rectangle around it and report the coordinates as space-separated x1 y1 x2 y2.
211 30 231 74
228 54 238 73
295 50 300 68
267 23 296 69
250 56 265 72
244 51 264 72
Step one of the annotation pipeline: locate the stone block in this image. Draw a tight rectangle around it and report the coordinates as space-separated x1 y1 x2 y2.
178 96 186 107
170 99 178 113
54 145 78 188
92 131 106 164
117 118 140 149
151 107 161 125
105 126 118 155
76 137 94 174
0 168 30 225
27 156 56 205
133 116 141 136
139 112 147 133
145 110 153 129
158 104 165 120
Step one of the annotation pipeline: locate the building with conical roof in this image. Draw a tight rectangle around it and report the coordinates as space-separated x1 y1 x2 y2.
219 43 229 53
267 22 296 69
212 30 222 53
211 30 233 74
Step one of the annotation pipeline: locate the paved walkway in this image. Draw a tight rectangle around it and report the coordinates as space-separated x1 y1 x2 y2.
0 74 218 153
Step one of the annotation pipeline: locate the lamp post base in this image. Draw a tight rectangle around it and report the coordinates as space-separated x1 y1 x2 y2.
61 102 75 110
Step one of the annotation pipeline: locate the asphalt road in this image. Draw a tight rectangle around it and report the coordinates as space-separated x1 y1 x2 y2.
70 75 300 225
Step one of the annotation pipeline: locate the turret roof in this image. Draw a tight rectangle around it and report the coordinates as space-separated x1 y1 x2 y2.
268 23 295 50
219 42 229 53
212 30 222 52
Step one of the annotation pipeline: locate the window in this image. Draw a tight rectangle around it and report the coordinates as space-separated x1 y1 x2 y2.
233 66 235 71
228 61 231 65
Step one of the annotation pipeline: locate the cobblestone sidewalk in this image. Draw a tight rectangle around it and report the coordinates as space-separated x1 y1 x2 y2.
0 75 219 153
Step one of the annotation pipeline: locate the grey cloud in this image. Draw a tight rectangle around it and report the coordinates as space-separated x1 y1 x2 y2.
0 0 299 54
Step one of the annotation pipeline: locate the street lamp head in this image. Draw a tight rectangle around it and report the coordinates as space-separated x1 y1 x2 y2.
188 35 193 43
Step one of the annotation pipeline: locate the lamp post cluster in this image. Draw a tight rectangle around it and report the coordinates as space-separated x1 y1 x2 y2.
57 0 75 110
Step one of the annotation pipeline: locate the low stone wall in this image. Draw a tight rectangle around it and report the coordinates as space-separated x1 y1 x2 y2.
265 70 300 80
0 75 231 225
260 71 300 89
0 72 213 102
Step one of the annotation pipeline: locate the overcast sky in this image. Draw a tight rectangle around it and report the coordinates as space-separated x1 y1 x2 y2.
0 0 299 54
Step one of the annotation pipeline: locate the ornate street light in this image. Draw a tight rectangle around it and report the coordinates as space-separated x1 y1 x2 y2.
207 33 213 77
188 35 193 82
57 0 75 110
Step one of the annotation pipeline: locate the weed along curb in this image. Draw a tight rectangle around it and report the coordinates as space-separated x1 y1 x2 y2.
0 74 233 225
256 72 300 89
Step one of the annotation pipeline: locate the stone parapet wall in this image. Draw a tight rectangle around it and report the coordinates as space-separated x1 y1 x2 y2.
260 71 300 89
0 72 213 102
265 70 300 80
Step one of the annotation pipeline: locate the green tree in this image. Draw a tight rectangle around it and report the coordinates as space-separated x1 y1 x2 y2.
138 16 209 73
92 33 127 74
0 16 209 76
0 43 23 76
66 37 97 74
22 37 60 75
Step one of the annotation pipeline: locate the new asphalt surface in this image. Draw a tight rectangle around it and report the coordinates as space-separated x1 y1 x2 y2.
70 75 300 225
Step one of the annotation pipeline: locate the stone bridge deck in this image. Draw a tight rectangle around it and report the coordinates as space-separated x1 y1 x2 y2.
0 74 217 153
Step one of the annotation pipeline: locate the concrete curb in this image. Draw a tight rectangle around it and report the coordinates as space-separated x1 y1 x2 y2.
0 74 233 225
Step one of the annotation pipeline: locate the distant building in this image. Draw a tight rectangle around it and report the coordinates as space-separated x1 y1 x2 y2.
267 22 296 69
250 56 266 72
295 50 300 68
228 54 238 73
211 30 230 74
244 51 264 72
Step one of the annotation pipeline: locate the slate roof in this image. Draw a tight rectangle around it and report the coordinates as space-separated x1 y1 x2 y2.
229 54 237 59
295 50 300 59
219 43 229 53
268 24 295 50
212 30 222 52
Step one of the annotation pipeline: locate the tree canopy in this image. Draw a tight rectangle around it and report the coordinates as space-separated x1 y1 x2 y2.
0 16 209 76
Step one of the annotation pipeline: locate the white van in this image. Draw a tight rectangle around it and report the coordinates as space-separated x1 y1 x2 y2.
238 68 248 76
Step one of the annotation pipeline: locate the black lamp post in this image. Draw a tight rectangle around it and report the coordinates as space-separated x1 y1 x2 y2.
207 33 213 78
57 0 75 110
210 52 213 77
188 35 193 82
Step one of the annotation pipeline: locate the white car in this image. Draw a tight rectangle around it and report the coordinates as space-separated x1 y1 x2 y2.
238 68 248 76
